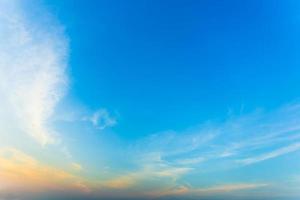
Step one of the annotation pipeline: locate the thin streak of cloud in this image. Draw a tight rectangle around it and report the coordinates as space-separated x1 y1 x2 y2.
193 183 268 193
146 183 268 198
71 163 83 172
175 156 205 165
239 142 300 165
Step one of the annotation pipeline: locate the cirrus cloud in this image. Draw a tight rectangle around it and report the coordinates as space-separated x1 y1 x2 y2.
0 0 68 146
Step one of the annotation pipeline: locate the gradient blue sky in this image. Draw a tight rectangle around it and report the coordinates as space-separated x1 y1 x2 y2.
49 0 300 136
1 0 300 199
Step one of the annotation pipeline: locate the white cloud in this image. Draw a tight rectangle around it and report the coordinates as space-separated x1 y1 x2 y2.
175 156 205 165
130 102 300 180
0 0 68 145
239 142 300 165
83 109 117 130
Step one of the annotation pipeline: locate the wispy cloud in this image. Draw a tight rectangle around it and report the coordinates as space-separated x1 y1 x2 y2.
103 161 192 190
83 109 117 130
0 0 68 145
193 183 268 193
175 156 205 165
120 102 300 193
146 183 268 198
239 142 300 165
71 162 83 172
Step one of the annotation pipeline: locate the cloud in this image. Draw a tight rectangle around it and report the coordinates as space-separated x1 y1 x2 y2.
175 156 205 165
71 162 83 172
143 102 300 166
193 183 268 193
119 102 300 195
0 147 89 194
103 152 192 190
0 0 68 145
239 142 300 165
104 165 192 190
83 109 117 130
146 183 268 198
104 175 137 189
145 185 189 197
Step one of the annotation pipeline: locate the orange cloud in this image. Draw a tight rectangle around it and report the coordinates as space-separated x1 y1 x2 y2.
105 175 136 189
0 147 89 194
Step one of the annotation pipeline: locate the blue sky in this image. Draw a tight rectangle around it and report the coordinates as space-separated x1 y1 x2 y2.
50 0 300 137
0 0 300 199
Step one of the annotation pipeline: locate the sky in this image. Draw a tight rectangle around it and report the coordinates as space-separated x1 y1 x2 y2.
0 0 300 199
